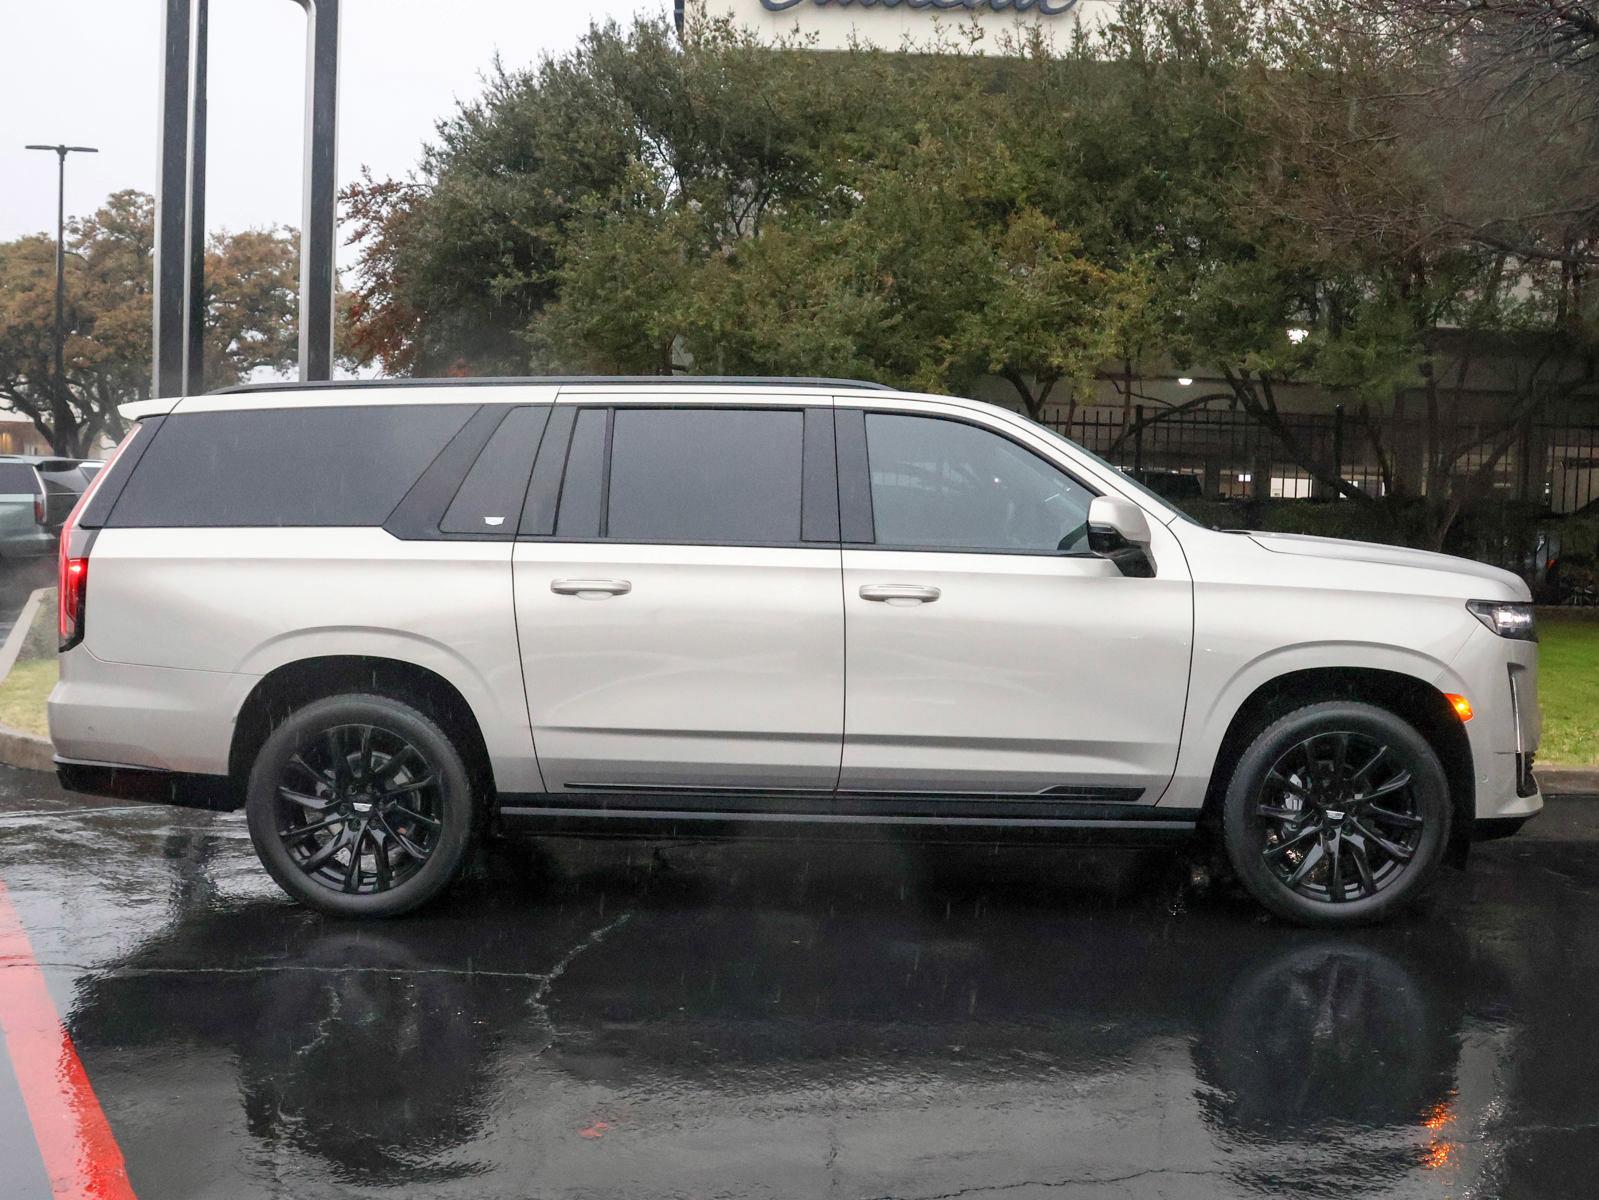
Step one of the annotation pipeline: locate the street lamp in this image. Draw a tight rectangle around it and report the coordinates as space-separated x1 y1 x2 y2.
25 143 99 447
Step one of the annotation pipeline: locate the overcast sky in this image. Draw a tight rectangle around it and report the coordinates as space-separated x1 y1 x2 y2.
1 0 663 254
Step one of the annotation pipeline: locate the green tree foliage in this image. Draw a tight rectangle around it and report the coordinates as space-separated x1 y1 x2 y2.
0 190 300 455
343 2 1597 546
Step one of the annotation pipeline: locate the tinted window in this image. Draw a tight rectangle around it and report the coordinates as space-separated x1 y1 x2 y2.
441 407 545 534
110 405 472 528
0 464 37 494
864 413 1095 553
555 408 607 538
606 408 803 543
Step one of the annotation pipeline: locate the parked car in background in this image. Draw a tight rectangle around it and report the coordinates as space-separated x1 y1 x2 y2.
0 456 105 559
50 378 1541 927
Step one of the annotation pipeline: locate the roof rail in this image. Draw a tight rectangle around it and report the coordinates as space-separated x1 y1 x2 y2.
208 375 896 396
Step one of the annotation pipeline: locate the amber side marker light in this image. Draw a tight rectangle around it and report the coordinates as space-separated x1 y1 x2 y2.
1445 693 1474 722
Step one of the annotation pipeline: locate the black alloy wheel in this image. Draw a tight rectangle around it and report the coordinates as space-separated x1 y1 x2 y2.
1254 730 1425 905
1222 700 1451 927
275 723 443 896
247 693 477 917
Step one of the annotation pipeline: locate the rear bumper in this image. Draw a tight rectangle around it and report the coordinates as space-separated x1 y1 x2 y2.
54 757 240 812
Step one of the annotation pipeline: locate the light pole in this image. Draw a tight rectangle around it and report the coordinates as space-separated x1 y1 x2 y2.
25 143 99 451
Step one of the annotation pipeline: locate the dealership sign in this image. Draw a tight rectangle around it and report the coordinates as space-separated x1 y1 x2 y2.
761 0 1081 13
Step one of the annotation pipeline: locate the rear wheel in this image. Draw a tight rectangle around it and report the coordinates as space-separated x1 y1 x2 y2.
245 693 478 917
1221 701 1451 927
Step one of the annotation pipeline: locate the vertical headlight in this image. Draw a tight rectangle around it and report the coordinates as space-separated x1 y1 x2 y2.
1466 601 1537 641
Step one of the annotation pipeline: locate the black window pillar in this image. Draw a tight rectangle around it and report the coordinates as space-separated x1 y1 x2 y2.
153 0 341 398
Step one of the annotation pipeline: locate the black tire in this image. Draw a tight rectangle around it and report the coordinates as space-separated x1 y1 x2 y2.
245 693 479 918
1221 701 1451 927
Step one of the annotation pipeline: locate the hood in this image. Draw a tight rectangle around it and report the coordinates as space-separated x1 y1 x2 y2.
1245 531 1530 598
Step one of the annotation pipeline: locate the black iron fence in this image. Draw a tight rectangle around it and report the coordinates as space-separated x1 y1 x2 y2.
1045 404 1599 586
1050 404 1599 512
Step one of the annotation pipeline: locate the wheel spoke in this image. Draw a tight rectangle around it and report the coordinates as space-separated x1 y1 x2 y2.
378 744 420 786
1330 732 1350 787
280 814 345 840
1347 833 1377 896
358 725 374 781
1263 824 1319 861
324 728 347 787
279 786 331 812
1352 819 1414 863
299 829 348 874
288 755 332 788
390 804 440 829
1359 770 1413 802
342 829 365 893
1350 745 1389 785
1326 834 1345 902
378 775 435 801
371 829 393 891
1257 803 1306 823
1267 772 1314 802
1365 803 1423 829
379 816 429 863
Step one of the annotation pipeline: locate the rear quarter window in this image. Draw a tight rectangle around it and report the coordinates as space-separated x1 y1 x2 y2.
0 464 38 494
107 404 472 528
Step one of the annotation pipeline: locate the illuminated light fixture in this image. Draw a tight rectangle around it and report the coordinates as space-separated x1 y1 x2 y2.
1445 693 1474 722
1177 377 1194 387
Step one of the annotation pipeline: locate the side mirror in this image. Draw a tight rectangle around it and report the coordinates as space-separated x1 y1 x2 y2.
1087 496 1155 577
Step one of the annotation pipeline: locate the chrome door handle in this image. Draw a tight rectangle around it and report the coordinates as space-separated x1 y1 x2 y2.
859 584 941 605
551 578 632 597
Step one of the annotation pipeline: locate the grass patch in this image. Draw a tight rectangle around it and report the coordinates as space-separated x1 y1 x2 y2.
1535 612 1599 766
0 658 55 738
0 589 57 738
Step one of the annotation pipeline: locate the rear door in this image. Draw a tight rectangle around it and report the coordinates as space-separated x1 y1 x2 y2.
512 397 845 794
836 403 1194 803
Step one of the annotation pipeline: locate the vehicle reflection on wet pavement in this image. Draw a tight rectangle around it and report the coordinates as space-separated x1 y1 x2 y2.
2 769 1597 1199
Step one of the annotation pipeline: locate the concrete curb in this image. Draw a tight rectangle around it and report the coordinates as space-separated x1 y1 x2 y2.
1539 767 1599 794
0 586 55 774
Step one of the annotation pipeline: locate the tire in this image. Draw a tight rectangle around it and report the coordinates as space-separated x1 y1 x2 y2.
1221 701 1451 927
245 693 479 918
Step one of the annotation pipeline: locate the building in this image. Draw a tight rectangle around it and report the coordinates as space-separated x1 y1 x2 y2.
679 0 1117 51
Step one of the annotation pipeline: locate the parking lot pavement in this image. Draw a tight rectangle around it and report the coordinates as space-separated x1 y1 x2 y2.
0 557 52 645
1 772 1598 1200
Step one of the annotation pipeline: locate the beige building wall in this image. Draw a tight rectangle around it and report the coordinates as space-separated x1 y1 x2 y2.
701 0 1117 52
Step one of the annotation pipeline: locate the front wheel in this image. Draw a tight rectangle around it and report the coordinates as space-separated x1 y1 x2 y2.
1221 701 1452 927
245 693 479 917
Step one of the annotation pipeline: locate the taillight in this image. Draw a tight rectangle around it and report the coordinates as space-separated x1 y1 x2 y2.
34 494 44 524
56 433 135 652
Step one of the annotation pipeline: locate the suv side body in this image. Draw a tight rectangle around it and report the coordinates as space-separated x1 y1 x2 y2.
49 379 1542 924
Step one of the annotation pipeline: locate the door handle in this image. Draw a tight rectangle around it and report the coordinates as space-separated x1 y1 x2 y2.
551 578 632 598
859 584 941 605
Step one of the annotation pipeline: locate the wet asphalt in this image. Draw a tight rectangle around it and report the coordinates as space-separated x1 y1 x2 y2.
2 768 1599 1199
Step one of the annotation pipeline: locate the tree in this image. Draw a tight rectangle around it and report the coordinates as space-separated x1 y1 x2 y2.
0 190 301 455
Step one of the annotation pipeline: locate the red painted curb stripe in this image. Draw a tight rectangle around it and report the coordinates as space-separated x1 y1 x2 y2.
0 880 136 1200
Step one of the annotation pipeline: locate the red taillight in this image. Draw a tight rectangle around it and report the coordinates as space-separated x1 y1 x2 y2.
34 494 44 524
56 433 136 651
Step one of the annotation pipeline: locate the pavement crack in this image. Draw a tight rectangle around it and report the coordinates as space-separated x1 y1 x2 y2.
865 1167 1231 1200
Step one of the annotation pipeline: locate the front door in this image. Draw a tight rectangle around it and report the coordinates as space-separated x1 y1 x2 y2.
836 407 1194 802
513 401 844 793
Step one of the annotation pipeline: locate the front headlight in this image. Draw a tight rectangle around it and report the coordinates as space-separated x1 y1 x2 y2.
1467 600 1538 641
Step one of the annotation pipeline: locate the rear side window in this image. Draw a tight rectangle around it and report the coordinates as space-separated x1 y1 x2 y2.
108 405 472 528
0 464 37 494
605 408 803 543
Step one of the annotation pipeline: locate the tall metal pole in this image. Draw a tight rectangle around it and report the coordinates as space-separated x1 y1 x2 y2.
183 0 209 395
24 143 98 451
152 0 193 398
293 0 341 382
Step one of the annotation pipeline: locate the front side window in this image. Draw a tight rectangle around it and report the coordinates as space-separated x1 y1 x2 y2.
602 407 805 544
864 413 1095 553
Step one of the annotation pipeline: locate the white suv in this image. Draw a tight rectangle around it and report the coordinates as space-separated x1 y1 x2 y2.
48 378 1542 925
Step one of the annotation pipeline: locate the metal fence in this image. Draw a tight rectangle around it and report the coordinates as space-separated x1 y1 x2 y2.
1050 404 1599 514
